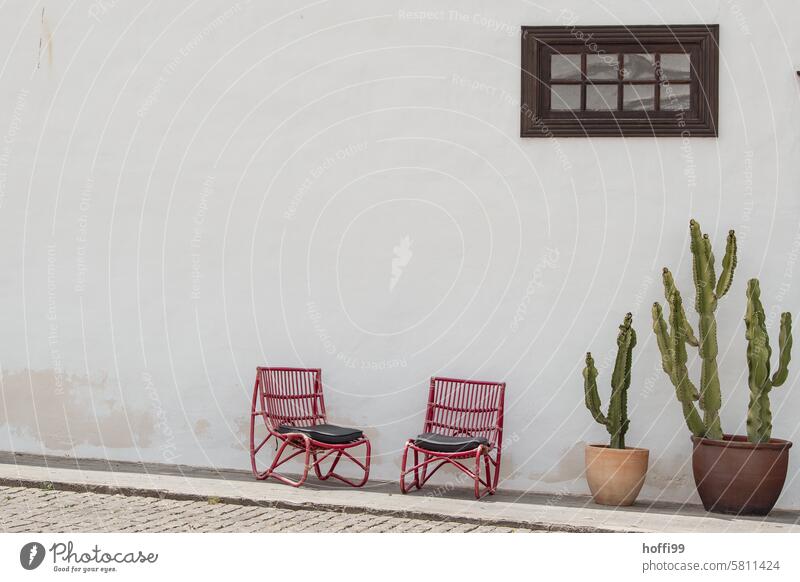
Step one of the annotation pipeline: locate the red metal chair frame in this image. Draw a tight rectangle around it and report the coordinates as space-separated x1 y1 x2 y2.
400 377 505 499
250 367 370 488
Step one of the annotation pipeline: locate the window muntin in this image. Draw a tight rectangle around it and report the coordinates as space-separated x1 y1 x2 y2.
547 52 691 114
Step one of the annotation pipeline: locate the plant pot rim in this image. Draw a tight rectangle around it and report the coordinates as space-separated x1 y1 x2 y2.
586 444 649 454
691 434 793 451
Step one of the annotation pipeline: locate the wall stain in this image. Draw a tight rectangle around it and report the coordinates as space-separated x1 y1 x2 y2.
37 7 53 70
234 415 251 448
0 369 154 450
193 418 210 437
646 455 694 489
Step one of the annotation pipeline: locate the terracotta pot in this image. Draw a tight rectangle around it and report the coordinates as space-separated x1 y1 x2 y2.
692 434 792 516
585 444 649 506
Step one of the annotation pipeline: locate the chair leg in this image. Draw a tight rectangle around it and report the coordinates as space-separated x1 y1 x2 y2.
403 446 494 497
484 454 494 495
312 440 371 487
348 439 371 487
474 448 498 499
412 448 422 489
489 451 502 494
312 450 343 481
250 422 278 480
249 377 265 479
419 452 431 488
250 433 273 480
474 449 483 499
262 435 311 487
399 442 416 494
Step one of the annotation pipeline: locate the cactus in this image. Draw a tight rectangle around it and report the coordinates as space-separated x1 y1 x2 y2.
651 219 736 440
583 313 637 449
744 279 793 443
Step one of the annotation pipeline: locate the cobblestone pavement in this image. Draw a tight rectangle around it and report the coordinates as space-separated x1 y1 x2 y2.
0 485 538 533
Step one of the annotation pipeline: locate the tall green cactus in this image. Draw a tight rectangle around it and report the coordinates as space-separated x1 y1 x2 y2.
583 313 637 449
744 279 793 443
651 219 737 440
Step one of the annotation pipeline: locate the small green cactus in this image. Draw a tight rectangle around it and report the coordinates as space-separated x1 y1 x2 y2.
583 313 637 449
744 279 793 443
652 219 736 440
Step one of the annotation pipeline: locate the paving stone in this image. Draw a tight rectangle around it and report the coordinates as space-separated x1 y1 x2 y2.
0 485 538 533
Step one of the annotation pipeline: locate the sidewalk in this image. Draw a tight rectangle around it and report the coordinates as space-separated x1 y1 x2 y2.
0 484 536 533
1 452 798 533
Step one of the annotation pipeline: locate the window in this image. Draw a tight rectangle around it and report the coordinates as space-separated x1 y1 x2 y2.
520 25 719 137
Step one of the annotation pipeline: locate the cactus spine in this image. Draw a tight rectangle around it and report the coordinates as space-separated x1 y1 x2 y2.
744 279 793 443
652 220 737 440
583 313 637 449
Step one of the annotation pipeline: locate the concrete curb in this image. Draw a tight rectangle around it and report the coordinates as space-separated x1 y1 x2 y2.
0 475 610 533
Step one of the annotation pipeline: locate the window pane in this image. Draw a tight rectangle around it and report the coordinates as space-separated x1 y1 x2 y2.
586 54 618 80
660 54 691 81
623 85 655 110
623 54 655 80
586 85 618 110
550 85 581 110
550 54 581 80
661 84 690 110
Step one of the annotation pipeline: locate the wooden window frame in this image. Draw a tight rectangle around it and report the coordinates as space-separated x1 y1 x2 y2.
520 24 719 137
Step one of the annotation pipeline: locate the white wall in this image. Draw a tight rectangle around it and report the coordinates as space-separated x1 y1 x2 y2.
1 0 799 508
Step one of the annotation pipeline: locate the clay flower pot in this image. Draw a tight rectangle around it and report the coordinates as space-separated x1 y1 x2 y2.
692 434 792 516
585 444 649 506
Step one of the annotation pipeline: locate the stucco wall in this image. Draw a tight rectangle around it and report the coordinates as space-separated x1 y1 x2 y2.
1 0 799 508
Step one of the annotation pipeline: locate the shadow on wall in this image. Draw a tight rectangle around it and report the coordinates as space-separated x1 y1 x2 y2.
0 370 154 451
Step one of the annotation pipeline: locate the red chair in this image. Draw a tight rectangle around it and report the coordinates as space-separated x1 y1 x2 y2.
249 367 370 488
400 377 506 499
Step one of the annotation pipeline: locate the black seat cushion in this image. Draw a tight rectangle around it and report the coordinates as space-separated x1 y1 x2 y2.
276 423 363 444
414 432 490 453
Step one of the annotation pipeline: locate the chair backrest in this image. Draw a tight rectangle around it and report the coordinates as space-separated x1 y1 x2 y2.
255 367 327 429
423 377 506 447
